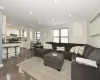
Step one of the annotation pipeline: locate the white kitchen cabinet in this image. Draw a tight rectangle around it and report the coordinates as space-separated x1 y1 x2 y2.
19 29 27 37
20 41 28 49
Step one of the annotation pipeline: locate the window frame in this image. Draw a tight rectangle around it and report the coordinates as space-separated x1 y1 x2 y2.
22 30 24 37
52 28 69 43
36 31 40 41
52 28 60 43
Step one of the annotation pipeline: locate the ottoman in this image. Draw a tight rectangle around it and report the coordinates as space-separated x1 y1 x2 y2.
44 52 64 71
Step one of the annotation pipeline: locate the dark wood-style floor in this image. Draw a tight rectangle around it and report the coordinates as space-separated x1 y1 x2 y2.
0 48 36 80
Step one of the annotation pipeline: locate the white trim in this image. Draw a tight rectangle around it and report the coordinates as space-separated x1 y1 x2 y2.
89 9 100 23
0 64 3 68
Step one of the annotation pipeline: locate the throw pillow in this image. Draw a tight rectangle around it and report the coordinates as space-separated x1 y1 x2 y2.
78 46 85 56
76 57 97 68
70 47 76 53
57 47 65 51
43 44 52 49
74 46 80 54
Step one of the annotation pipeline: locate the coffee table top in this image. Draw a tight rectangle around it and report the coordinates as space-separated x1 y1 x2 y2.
44 52 64 61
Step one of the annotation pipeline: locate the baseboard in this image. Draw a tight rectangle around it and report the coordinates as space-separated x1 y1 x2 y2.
0 64 3 68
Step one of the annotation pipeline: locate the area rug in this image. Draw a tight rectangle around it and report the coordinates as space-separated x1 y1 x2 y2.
17 57 71 80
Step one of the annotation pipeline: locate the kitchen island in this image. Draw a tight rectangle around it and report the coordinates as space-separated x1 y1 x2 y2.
2 42 21 59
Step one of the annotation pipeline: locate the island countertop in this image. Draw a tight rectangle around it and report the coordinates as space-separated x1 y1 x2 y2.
2 42 21 44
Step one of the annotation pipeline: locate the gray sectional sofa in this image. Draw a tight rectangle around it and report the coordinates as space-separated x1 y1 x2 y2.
34 43 100 80
71 44 100 80
34 42 84 61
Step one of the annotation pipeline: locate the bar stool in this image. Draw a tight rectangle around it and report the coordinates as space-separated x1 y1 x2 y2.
3 46 12 60
13 46 19 57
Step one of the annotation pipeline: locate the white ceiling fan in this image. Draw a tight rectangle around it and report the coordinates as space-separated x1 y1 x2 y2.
0 6 4 10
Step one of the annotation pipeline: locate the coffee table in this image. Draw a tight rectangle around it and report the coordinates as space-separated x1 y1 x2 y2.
44 52 64 71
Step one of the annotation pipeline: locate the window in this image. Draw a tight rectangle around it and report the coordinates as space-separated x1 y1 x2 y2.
52 29 59 43
36 31 40 42
52 28 69 43
30 30 33 41
22 30 24 37
19 30 21 36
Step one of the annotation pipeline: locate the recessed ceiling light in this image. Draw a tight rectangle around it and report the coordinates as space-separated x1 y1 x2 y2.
38 22 40 24
0 6 4 10
54 0 58 3
52 18 55 21
30 12 32 14
69 14 72 17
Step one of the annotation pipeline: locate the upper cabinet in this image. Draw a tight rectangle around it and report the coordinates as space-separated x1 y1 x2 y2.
6 27 19 37
19 29 27 37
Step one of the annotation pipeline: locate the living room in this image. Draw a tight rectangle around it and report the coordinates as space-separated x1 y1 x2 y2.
0 0 100 80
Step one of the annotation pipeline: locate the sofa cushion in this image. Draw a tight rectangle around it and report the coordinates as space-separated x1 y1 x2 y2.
70 47 76 53
83 45 94 58
78 46 85 56
76 57 97 68
87 48 100 62
74 46 80 54
70 46 85 56
56 47 65 51
43 44 52 49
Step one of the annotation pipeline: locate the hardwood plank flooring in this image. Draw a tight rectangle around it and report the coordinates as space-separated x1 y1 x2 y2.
0 48 36 80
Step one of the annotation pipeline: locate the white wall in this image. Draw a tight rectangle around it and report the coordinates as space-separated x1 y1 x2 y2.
25 28 35 49
34 20 88 45
88 9 100 48
89 18 100 48
2 15 6 42
70 21 88 44
90 18 100 36
88 21 100 48
6 27 19 37
0 10 3 64
2 15 6 35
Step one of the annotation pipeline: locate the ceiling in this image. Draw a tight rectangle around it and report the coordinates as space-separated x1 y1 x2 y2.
0 0 100 28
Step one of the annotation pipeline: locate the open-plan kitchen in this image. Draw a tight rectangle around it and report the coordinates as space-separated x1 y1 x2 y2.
2 15 35 60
